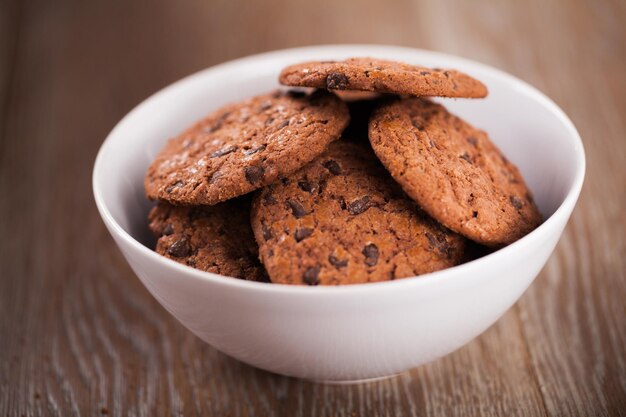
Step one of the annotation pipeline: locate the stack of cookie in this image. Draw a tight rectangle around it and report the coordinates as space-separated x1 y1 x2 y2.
145 58 542 285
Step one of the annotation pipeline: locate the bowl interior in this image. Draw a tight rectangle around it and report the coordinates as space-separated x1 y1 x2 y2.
94 45 583 256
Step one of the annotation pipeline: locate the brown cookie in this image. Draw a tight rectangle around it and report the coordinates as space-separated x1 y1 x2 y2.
279 58 487 99
251 141 466 286
148 198 268 282
145 90 349 205
369 98 542 246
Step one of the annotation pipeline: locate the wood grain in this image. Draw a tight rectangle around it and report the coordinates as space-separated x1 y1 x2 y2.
1 0 625 415
0 0 20 156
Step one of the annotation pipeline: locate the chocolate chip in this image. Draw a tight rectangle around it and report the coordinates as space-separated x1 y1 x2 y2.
280 177 290 185
467 193 475 204
328 255 348 268
419 71 431 76
263 191 277 205
510 195 523 210
204 111 231 133
243 145 266 156
294 228 313 242
411 120 424 131
208 171 223 184
302 266 320 285
326 72 349 90
278 120 290 129
287 200 307 218
362 243 379 266
167 237 190 258
316 178 327 195
348 196 372 215
472 211 478 218
298 179 315 193
426 232 452 258
244 165 265 184
259 101 272 111
322 160 342 175
460 152 472 164
210 145 237 158
262 225 272 241
467 136 478 147
166 181 184 193
162 224 174 236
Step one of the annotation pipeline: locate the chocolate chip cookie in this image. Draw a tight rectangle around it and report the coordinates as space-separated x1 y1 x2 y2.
279 58 488 98
148 198 268 281
369 98 542 246
145 90 349 205
251 141 466 285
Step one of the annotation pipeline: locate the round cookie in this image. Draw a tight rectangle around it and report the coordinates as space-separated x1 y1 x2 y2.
279 57 488 99
369 98 542 246
148 198 268 282
251 141 466 286
145 90 349 205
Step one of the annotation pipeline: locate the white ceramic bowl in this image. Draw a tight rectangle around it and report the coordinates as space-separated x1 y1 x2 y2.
93 45 585 382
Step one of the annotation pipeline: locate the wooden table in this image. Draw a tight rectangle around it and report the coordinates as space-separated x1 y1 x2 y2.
1 0 624 415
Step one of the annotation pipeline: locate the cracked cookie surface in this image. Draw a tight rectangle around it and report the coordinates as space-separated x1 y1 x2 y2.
251 141 466 285
279 57 487 98
369 98 542 246
145 90 349 205
148 198 268 281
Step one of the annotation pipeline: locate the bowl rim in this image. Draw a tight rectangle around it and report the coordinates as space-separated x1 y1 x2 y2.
92 43 586 295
